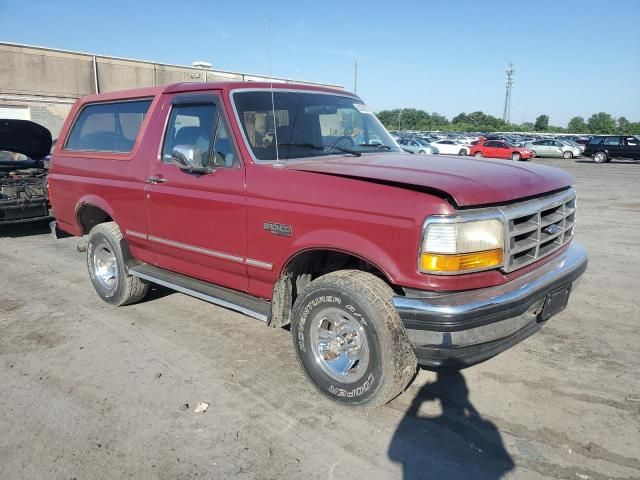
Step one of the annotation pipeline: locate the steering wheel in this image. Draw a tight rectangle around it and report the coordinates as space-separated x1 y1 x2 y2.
329 135 356 151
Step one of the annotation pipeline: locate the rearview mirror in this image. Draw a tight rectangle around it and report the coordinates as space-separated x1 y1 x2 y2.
171 145 210 173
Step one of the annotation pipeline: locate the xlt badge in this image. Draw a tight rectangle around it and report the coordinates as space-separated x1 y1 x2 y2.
264 222 292 237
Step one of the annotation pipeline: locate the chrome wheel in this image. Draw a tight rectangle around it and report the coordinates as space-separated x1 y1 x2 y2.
593 152 607 163
92 242 118 290
309 307 369 384
563 151 573 159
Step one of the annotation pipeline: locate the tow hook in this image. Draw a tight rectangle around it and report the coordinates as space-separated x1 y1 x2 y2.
77 242 87 253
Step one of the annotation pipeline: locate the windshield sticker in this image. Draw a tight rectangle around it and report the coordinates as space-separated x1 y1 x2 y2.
354 103 373 114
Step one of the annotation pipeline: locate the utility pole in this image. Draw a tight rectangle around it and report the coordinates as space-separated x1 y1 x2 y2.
502 62 514 124
353 59 358 93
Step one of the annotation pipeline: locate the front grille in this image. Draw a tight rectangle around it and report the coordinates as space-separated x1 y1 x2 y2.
501 188 576 272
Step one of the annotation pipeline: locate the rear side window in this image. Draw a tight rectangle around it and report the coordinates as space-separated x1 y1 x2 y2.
65 99 152 153
604 136 620 146
588 137 604 145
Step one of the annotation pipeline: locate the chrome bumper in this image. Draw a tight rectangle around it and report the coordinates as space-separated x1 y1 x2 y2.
392 242 588 367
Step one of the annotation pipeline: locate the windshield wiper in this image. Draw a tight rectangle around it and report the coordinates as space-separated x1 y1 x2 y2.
359 144 392 150
328 144 361 157
278 142 361 157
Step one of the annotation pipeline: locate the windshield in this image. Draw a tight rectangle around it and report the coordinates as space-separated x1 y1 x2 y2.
233 91 401 161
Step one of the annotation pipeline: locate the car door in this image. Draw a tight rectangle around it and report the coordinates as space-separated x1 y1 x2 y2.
623 136 640 159
550 140 564 157
603 136 622 158
493 141 509 158
440 140 455 154
144 92 249 292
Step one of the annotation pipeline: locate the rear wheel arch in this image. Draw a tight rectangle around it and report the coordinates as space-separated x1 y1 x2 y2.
76 203 114 234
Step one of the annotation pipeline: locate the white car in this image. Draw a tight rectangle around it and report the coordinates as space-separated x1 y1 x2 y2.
429 139 470 156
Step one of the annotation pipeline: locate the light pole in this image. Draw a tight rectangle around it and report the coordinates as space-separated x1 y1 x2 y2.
192 61 212 83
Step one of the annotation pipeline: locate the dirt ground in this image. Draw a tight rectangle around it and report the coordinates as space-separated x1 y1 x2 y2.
1 157 639 480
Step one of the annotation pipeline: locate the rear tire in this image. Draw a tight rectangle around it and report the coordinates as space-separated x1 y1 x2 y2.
593 151 607 163
291 270 416 407
563 151 573 159
418 150 426 155
86 222 149 306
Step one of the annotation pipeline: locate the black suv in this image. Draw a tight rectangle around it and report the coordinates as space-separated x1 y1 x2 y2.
584 135 640 163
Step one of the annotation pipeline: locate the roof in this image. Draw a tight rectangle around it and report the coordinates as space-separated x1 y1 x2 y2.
77 81 357 104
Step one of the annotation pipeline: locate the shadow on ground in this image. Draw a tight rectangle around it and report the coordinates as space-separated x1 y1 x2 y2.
0 220 52 238
388 370 514 480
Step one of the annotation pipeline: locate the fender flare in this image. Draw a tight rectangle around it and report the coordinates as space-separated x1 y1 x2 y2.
74 194 117 232
280 229 402 285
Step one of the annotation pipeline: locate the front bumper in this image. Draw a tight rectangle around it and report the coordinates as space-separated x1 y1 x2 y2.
393 242 588 368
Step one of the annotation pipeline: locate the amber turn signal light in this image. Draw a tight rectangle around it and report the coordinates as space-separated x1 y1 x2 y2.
420 249 503 273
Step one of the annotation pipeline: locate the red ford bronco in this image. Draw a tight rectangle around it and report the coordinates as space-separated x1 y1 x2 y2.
49 82 587 406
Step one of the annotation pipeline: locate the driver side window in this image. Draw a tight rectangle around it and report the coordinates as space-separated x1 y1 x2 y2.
162 103 236 168
162 104 217 166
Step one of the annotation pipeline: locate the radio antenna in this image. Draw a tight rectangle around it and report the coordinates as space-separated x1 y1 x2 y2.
264 16 281 165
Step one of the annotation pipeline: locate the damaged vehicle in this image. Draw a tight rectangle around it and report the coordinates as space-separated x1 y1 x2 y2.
0 119 52 225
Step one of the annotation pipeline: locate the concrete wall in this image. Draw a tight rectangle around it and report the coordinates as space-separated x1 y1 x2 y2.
0 42 342 140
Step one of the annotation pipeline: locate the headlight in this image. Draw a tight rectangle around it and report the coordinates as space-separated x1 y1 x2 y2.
419 218 504 274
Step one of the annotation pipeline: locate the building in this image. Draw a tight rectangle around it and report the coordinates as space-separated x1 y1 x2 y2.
0 42 341 139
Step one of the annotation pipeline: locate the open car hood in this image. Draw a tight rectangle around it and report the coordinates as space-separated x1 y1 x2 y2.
0 119 52 160
285 154 573 207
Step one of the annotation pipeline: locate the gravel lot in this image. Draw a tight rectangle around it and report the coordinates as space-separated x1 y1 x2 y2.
1 157 639 480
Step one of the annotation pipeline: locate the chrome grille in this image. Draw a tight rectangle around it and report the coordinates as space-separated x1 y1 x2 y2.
500 188 576 272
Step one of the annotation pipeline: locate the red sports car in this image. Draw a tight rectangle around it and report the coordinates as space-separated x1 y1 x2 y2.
470 140 535 161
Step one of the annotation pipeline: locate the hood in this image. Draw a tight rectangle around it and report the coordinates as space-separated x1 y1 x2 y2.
0 119 52 160
285 154 573 207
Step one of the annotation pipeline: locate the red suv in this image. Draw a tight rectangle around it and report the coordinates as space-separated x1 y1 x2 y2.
48 82 587 407
470 140 535 161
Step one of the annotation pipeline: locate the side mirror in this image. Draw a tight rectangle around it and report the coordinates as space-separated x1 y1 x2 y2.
171 145 210 172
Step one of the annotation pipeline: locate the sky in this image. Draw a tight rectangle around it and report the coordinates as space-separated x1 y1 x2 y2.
1 0 639 126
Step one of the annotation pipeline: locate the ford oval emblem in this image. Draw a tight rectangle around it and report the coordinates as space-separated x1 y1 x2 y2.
543 224 560 235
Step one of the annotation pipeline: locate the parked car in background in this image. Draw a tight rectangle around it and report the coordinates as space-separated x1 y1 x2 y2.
397 137 438 154
0 119 52 225
524 139 581 159
583 135 640 163
560 139 585 155
470 140 535 161
429 139 469 156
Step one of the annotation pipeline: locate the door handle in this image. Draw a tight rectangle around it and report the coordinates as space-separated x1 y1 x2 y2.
147 176 167 184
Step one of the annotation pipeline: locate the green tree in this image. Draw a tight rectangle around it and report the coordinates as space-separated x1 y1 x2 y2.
617 117 631 134
629 122 640 135
567 116 587 133
534 115 550 131
587 112 616 134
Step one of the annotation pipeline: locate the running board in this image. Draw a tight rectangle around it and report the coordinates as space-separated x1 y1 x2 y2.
128 264 271 322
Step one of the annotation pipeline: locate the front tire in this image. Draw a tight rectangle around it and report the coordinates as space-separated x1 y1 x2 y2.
87 222 149 306
291 270 416 407
512 152 521 161
474 152 483 158
563 150 573 159
418 150 426 154
458 149 467 156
